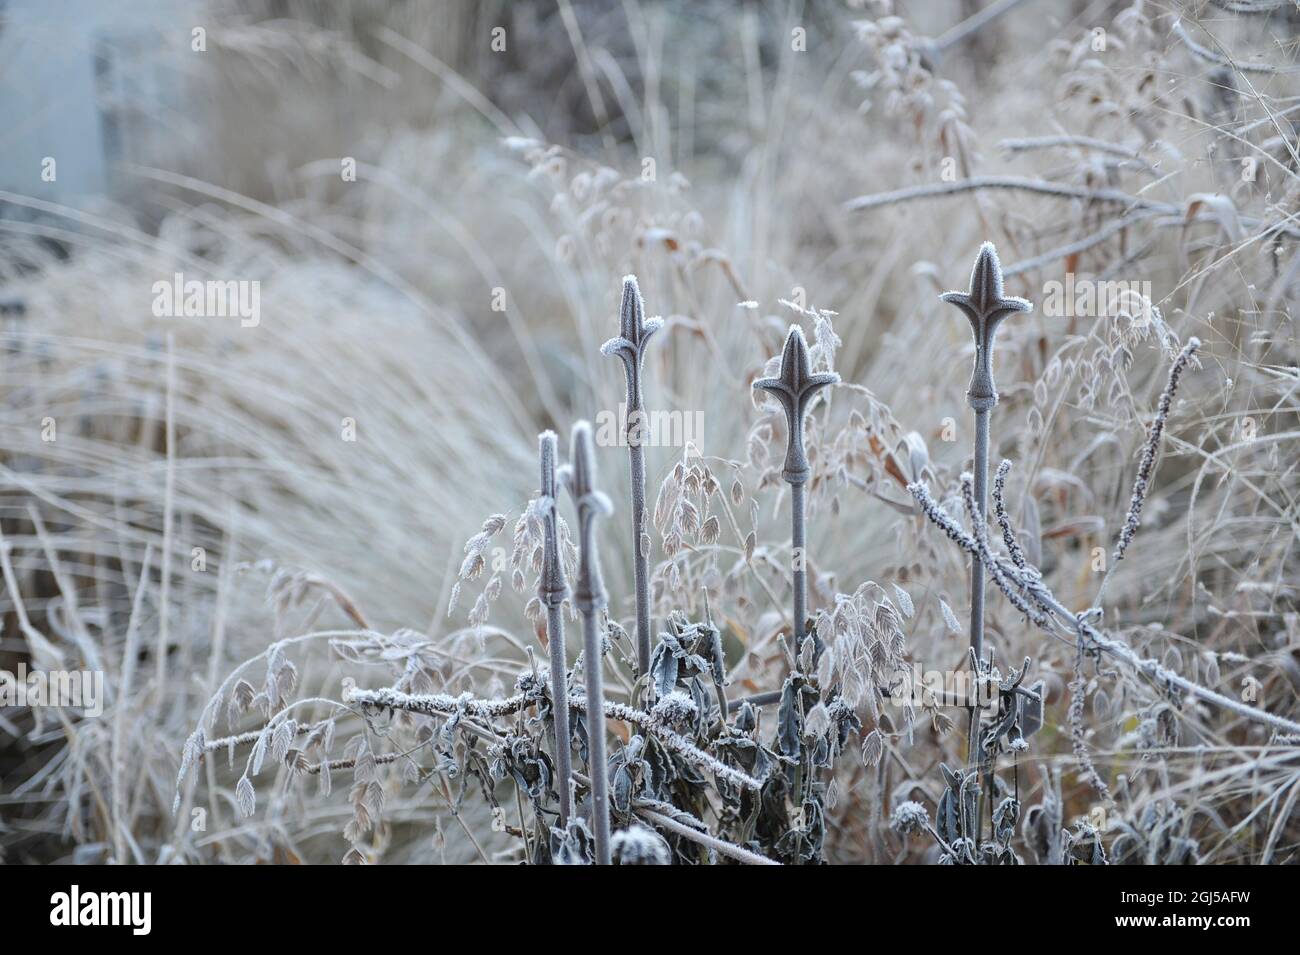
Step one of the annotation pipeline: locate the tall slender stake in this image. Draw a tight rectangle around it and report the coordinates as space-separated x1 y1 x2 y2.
940 242 1032 761
753 326 838 646
537 431 572 826
561 421 613 864
602 276 662 676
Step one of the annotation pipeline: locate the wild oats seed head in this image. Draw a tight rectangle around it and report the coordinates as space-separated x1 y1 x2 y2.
940 242 1032 411
753 324 840 485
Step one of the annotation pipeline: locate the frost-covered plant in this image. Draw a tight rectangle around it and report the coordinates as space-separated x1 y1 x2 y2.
176 283 876 865
537 431 572 825
902 270 1300 862
173 247 1298 868
560 420 614 864
601 276 662 674
940 242 1031 672
753 325 839 646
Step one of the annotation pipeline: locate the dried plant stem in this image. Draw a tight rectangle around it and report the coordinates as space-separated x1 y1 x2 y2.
114 546 153 864
637 807 779 865
570 773 777 865
791 482 808 644
580 611 610 863
846 176 1174 215
909 481 1300 738
339 685 764 791
753 326 838 648
1172 18 1300 75
965 430 989 801
969 409 989 664
538 432 573 825
1002 211 1157 278
571 697 763 790
545 605 572 823
933 0 1030 54
629 441 650 673
156 335 176 706
941 243 1031 767
997 134 1151 164
602 276 662 675
562 421 612 863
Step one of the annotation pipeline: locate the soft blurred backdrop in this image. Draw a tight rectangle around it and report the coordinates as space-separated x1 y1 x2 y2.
2 0 1299 863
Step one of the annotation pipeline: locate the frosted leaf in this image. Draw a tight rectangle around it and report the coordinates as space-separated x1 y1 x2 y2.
891 584 914 618
890 800 929 835
939 599 961 633
652 691 698 729
236 775 256 817
250 729 269 776
610 824 671 865
861 728 884 767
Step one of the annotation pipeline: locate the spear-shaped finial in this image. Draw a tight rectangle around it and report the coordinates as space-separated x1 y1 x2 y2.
559 421 613 864
601 275 662 676
753 325 839 645
939 241 1032 413
940 243 1031 761
537 431 573 826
